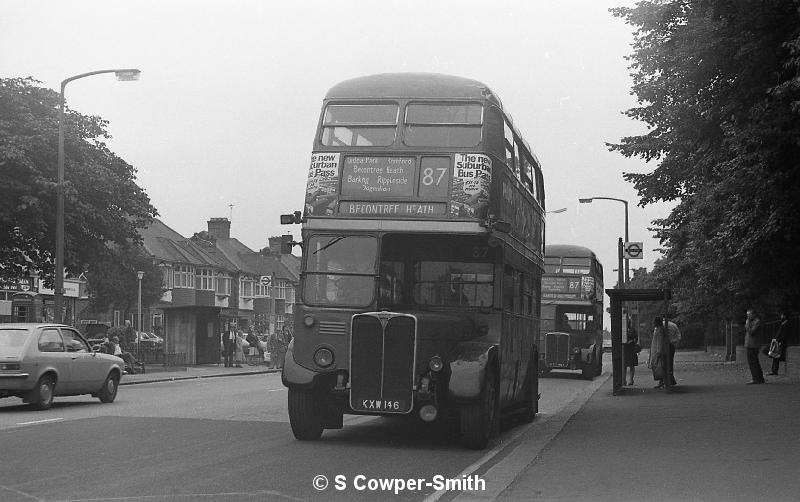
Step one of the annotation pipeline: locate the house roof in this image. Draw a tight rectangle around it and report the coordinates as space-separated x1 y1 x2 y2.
138 219 298 283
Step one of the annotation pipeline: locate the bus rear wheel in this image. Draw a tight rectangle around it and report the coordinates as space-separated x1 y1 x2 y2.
581 352 596 380
522 355 539 423
288 387 324 440
460 371 497 450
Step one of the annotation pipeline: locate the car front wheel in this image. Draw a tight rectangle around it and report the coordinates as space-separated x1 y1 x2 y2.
98 373 119 403
29 375 55 410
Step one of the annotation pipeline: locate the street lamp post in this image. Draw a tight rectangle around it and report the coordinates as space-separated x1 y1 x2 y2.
137 270 144 361
54 68 141 323
578 197 629 287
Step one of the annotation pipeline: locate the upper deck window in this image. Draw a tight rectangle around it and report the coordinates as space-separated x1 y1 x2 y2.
321 104 398 147
404 103 483 147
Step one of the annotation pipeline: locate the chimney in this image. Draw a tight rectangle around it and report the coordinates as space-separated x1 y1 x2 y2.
208 217 231 240
268 236 283 255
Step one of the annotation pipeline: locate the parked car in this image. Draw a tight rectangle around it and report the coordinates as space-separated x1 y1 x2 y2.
131 332 163 346
0 323 125 410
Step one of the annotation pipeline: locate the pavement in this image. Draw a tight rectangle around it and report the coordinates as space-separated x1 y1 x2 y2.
119 362 277 385
488 350 800 502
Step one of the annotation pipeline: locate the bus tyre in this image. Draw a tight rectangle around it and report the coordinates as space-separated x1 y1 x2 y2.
522 355 539 423
460 371 498 450
595 349 603 376
288 387 324 440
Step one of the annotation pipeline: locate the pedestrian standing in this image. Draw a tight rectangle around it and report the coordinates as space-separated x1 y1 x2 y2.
234 330 245 368
623 318 639 386
648 317 666 388
222 326 236 368
246 330 260 365
768 312 789 376
744 308 765 384
664 317 680 387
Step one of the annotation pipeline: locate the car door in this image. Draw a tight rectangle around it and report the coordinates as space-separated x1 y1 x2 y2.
60 328 104 394
37 328 72 394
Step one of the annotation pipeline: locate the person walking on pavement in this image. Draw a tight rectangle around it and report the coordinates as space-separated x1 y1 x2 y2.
744 308 765 384
623 317 639 386
768 311 789 376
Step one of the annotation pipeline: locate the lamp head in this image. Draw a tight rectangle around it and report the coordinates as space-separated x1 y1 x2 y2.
115 69 141 81
578 198 593 203
137 271 144 280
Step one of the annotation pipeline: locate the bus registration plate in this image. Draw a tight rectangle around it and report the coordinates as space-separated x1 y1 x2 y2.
356 398 406 412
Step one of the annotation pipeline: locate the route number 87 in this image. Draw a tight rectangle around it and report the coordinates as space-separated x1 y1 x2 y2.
422 167 448 186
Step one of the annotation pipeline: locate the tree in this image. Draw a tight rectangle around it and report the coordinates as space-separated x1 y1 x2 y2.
85 245 163 314
0 77 158 297
609 1 800 320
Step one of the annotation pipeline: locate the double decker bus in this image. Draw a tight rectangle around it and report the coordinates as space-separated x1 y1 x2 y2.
281 73 545 449
539 244 604 379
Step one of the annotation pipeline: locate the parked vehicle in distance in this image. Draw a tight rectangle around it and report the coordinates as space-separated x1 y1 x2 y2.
0 323 125 410
132 332 163 345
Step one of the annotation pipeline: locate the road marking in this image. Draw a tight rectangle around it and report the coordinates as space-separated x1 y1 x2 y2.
266 388 286 392
17 417 64 426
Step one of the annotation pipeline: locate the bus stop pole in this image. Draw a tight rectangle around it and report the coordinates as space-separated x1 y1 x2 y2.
611 293 623 394
611 238 625 394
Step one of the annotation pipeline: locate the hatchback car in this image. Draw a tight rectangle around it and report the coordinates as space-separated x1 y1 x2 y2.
0 323 125 410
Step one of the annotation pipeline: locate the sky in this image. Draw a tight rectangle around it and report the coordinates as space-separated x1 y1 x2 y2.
2 0 674 316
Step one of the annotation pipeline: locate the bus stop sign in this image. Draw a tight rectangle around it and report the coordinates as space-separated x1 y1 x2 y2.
623 241 643 259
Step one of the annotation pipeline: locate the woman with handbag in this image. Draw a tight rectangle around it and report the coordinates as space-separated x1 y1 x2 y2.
623 318 640 386
768 312 789 375
648 317 667 388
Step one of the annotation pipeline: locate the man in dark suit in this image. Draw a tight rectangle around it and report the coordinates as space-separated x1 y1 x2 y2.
222 326 236 367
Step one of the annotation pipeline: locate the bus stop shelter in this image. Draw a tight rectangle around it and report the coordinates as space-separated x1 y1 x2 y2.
606 288 671 395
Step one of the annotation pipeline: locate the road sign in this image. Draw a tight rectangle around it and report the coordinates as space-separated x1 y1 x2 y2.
259 275 272 287
623 241 644 259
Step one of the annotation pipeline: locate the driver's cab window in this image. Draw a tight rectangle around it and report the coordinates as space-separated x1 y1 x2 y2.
61 328 90 353
38 328 65 352
304 235 378 306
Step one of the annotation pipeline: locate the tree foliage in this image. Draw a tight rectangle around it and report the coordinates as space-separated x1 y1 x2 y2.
609 1 800 318
0 77 159 304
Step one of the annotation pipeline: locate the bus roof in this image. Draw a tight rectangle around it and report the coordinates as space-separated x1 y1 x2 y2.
325 73 503 108
545 244 597 259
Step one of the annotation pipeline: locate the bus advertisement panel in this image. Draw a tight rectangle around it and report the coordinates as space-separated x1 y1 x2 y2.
305 153 491 219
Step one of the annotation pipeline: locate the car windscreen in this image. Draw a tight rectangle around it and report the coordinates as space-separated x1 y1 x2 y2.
0 329 29 357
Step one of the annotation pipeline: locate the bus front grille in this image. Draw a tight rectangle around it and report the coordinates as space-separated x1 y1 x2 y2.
545 332 571 367
349 313 416 414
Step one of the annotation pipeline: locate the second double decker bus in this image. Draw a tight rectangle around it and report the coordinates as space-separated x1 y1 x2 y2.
539 244 604 379
281 73 545 449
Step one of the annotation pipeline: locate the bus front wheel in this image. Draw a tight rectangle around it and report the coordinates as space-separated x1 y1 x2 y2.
288 387 324 440
460 371 498 450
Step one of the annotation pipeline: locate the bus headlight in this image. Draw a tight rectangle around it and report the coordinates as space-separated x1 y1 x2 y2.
429 355 444 372
304 315 315 327
313 347 334 368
